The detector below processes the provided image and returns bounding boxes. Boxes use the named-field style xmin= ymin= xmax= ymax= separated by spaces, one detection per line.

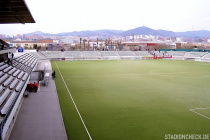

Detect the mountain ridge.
xmin=26 ymin=26 xmax=210 ymax=38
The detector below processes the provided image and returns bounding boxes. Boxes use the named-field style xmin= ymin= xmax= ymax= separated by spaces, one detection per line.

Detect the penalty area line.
xmin=189 ymin=108 xmax=210 ymax=120
xmin=55 ymin=62 xmax=92 ymax=140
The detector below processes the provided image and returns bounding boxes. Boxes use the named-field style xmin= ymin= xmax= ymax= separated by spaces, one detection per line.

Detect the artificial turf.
xmin=51 ymin=60 xmax=210 ymax=140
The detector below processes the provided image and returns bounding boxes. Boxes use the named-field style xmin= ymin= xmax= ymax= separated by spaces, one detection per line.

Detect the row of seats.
xmin=167 ymin=51 xmax=185 ymax=56
xmin=30 ymin=52 xmax=47 ymax=60
xmin=41 ymin=51 xmax=62 ymax=58
xmin=0 ymin=91 xmax=17 ymax=115
xmin=0 ymin=62 xmax=5 ymax=67
xmin=41 ymin=51 xmax=154 ymax=58
xmin=0 ymin=64 xmax=8 ymax=71
xmin=83 ymin=51 xmax=100 ymax=57
xmin=15 ymin=53 xmax=37 ymax=67
xmin=101 ymin=51 xmax=118 ymax=56
xmin=40 ymin=51 xmax=210 ymax=59
xmin=118 ymin=51 xmax=135 ymax=56
xmin=13 ymin=54 xmax=37 ymax=73
xmin=64 ymin=51 xmax=80 ymax=58
xmin=0 ymin=53 xmax=37 ymax=117
xmin=134 ymin=51 xmax=152 ymax=56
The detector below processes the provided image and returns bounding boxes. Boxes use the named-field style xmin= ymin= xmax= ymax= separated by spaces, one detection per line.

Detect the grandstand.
xmin=0 ymin=1 xmax=40 ymax=139
xmin=0 ymin=53 xmax=37 ymax=139
xmin=38 ymin=51 xmax=163 ymax=60
xmin=34 ymin=50 xmax=210 ymax=61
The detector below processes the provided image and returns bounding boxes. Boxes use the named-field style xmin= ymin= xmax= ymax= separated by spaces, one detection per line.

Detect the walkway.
xmin=8 ymin=59 xmax=68 ymax=140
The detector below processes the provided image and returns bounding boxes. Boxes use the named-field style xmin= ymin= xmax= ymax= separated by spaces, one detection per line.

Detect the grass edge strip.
xmin=55 ymin=61 xmax=93 ymax=140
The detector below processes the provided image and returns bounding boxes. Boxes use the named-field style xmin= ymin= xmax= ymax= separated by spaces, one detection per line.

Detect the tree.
xmin=33 ymin=44 xmax=38 ymax=49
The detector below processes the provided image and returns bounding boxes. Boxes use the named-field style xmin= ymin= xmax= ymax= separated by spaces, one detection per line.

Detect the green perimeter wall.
xmin=159 ymin=49 xmax=210 ymax=52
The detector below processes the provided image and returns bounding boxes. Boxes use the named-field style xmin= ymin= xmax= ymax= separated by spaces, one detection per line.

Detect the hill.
xmin=26 ymin=27 xmax=210 ymax=38
xmin=52 ymin=29 xmax=123 ymax=37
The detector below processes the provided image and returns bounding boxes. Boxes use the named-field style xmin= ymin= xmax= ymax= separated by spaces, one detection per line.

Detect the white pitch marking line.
xmin=55 ymin=62 xmax=92 ymax=140
xmin=189 ymin=107 xmax=210 ymax=120
xmin=191 ymin=107 xmax=210 ymax=110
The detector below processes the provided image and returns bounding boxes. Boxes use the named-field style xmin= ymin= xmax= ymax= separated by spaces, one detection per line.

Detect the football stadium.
xmin=1 ymin=1 xmax=210 ymax=140
xmin=1 ymin=50 xmax=210 ymax=140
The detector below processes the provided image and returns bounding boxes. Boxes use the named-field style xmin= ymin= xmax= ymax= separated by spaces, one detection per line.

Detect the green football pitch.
xmin=51 ymin=60 xmax=210 ymax=140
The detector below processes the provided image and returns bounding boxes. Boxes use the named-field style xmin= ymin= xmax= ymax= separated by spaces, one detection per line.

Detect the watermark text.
xmin=165 ymin=134 xmax=209 ymax=139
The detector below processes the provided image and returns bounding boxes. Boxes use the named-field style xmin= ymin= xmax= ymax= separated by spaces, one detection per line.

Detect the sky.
xmin=1 ymin=0 xmax=210 ymax=36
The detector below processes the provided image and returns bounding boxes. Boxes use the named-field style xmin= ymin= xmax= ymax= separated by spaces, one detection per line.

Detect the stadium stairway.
xmin=200 ymin=53 xmax=209 ymax=59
